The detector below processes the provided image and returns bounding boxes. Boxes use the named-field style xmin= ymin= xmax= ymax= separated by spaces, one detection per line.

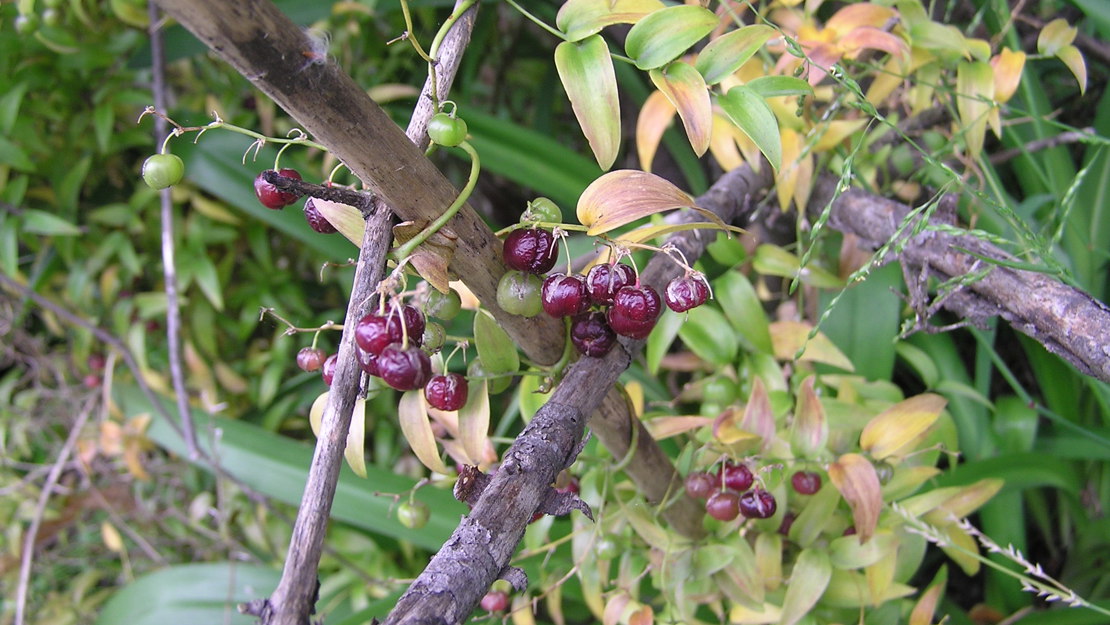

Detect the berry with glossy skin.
xmin=503 ymin=228 xmax=557 ymax=275
xmin=607 ymin=285 xmax=662 ymax=339
xmin=738 ymin=488 xmax=777 ymax=519
xmin=378 ymin=343 xmax=433 ymax=391
xmin=303 ymin=198 xmax=337 ymax=233
xmin=141 ymin=153 xmax=185 ymax=190
xmin=541 ymin=273 xmax=589 ymax=318
xmin=254 ymin=168 xmax=301 ymax=209
xmin=427 ymin=112 xmax=468 ymax=147
xmin=355 ymin=305 xmax=425 ymax=355
xmin=665 ymin=275 xmax=710 ymax=312
xmin=570 ymin=312 xmax=617 ymax=357
xmin=585 ymin=262 xmax=636 ymax=306
xmin=521 ymin=197 xmax=562 ymax=224
xmin=321 ymin=353 xmax=338 ymax=386
xmin=706 ymin=491 xmax=740 ymax=521
xmin=684 ymin=471 xmax=716 ymax=500
xmin=791 ymin=470 xmax=822 ymax=495
xmin=778 ymin=512 xmax=796 ymax=536
xmin=480 ymin=591 xmax=510 ymax=612
xmin=718 ymin=462 xmax=754 ymax=492
xmin=356 ymin=346 xmax=380 ymax=377
xmin=497 ymin=270 xmax=543 ymax=317
xmin=297 ymin=347 xmax=328 ymax=372
xmin=425 ymin=373 xmax=469 ymax=411
xmin=397 ymin=500 xmax=430 ymax=529
xmin=425 ymin=288 xmax=461 ymax=321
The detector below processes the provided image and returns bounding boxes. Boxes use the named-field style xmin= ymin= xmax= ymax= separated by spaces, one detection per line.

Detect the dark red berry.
xmin=684 ymin=471 xmax=715 ymax=499
xmin=778 ymin=512 xmax=796 ymax=535
xmin=87 ymin=353 xmax=106 ymax=372
xmin=665 ymin=275 xmax=709 ymax=312
xmin=321 ymin=353 xmax=338 ymax=386
xmin=254 ymin=168 xmax=301 ymax=209
xmin=425 ymin=373 xmax=469 ymax=411
xmin=297 ymin=347 xmax=328 ymax=372
xmin=843 ymin=526 xmax=857 ymax=536
xmin=570 ymin=312 xmax=617 ymax=357
xmin=585 ymin=262 xmax=636 ymax=305
xmin=607 ymin=285 xmax=662 ymax=339
xmin=356 ymin=346 xmax=380 ymax=377
xmin=541 ymin=273 xmax=589 ymax=318
xmin=706 ymin=491 xmax=740 ymax=521
xmin=377 ymin=343 xmax=433 ymax=391
xmin=718 ymin=462 xmax=754 ymax=492
xmin=791 ymin=470 xmax=822 ymax=495
xmin=355 ymin=305 xmax=425 ymax=355
xmin=738 ymin=488 xmax=777 ymax=519
xmin=503 ymin=228 xmax=557 ymax=274
xmin=303 ymin=198 xmax=337 ymax=233
xmin=480 ymin=590 xmax=510 ymax=612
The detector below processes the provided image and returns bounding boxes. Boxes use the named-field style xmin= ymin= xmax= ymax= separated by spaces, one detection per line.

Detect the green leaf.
xmin=649 ymin=62 xmax=712 ymax=156
xmin=556 ymin=0 xmax=665 ymax=42
xmin=0 ymin=82 xmax=29 ymax=136
xmin=956 ymin=60 xmax=994 ymax=161
xmin=191 ymin=254 xmax=225 ymax=312
xmin=625 ymin=5 xmax=717 ymax=71
xmin=555 ymin=35 xmax=621 ymax=170
xmin=780 ymin=549 xmax=831 ymax=625
xmin=694 ymin=24 xmax=776 ymax=85
xmin=746 ymin=75 xmax=814 ymax=98
xmin=712 ymin=270 xmax=772 ymax=354
xmin=717 ymin=85 xmax=782 ymax=170
xmin=21 ymin=209 xmax=81 ymax=236
xmin=93 ymin=103 xmax=114 ymax=154
xmin=96 ymin=562 xmax=279 ymax=625
xmin=0 ymin=137 xmax=35 ymax=172
xmin=474 ymin=309 xmax=520 ymax=374
xmin=677 ymin=305 xmax=738 ymax=366
xmin=646 ymin=308 xmax=685 ymax=374
xmin=753 ymin=244 xmax=842 ymax=288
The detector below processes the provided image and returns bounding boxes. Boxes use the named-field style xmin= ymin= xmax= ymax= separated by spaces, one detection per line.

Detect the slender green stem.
xmin=394 ymin=141 xmax=481 ymax=260
xmin=503 ymin=0 xmax=566 ymax=40
xmin=398 ymin=0 xmax=433 ymax=63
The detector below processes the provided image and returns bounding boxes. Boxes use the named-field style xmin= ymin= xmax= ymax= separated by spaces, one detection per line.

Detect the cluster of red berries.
xmin=501 ymin=228 xmax=712 ymax=358
xmin=254 ymin=168 xmax=338 ymax=234
xmin=684 ymin=461 xmax=777 ymax=522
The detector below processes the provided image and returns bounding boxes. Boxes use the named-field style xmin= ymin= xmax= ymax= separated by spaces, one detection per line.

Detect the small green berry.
xmin=521 ymin=197 xmax=562 ymax=224
xmin=141 ymin=153 xmax=185 ymax=190
xmin=427 ymin=112 xmax=468 ymax=147
xmin=397 ymin=500 xmax=430 ymax=529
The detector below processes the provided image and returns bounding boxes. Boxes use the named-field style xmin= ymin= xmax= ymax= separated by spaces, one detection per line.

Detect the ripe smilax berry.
xmin=377 ymin=343 xmax=433 ymax=391
xmin=425 ymin=373 xmax=469 ymax=411
xmin=738 ymin=488 xmax=777 ymax=519
xmin=296 ymin=347 xmax=328 ymax=372
xmin=570 ymin=312 xmax=617 ymax=357
xmin=303 ymin=198 xmax=337 ymax=233
xmin=665 ymin=274 xmax=710 ymax=312
xmin=706 ymin=491 xmax=741 ymax=521
xmin=356 ymin=346 xmax=380 ymax=377
xmin=355 ymin=305 xmax=425 ymax=355
xmin=497 ymin=270 xmax=543 ymax=317
xmin=607 ymin=285 xmax=662 ymax=340
xmin=427 ymin=112 xmax=468 ymax=147
xmin=321 ymin=353 xmax=338 ymax=386
xmin=791 ymin=470 xmax=822 ymax=495
xmin=684 ymin=471 xmax=716 ymax=500
xmin=254 ymin=168 xmax=301 ymax=209
xmin=718 ymin=462 xmax=754 ymax=492
xmin=585 ymin=262 xmax=636 ymax=306
xmin=480 ymin=591 xmax=510 ymax=613
xmin=141 ymin=153 xmax=185 ymax=190
xmin=541 ymin=273 xmax=589 ymax=318
xmin=503 ymin=228 xmax=557 ymax=275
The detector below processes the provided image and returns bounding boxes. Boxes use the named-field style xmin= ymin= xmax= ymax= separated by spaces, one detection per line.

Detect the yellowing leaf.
xmin=625 ymin=5 xmax=717 ymax=70
xmin=956 ymin=60 xmax=994 ymax=161
xmin=791 ymin=376 xmax=828 ymax=457
xmin=101 ymin=521 xmax=125 ymax=553
xmin=940 ymin=522 xmax=981 ymax=576
xmin=860 ymin=393 xmax=945 ymax=460
xmin=739 ymin=376 xmax=776 ymax=446
xmin=1037 ymin=18 xmax=1077 ymax=56
xmin=1056 ymin=45 xmax=1087 ymax=94
xmin=649 ymin=61 xmax=712 ymax=156
xmin=775 ymin=128 xmax=813 ymax=212
xmin=708 ymin=112 xmax=747 ymax=171
xmin=825 ymin=3 xmax=897 ymax=34
xmin=839 ymin=27 xmax=908 ymax=60
xmin=393 ymin=220 xmax=458 ymax=293
xmin=694 ymin=24 xmax=777 ymax=85
xmin=398 ymin=390 xmax=449 ymax=474
xmin=828 ymin=453 xmax=882 ymax=542
xmin=769 ymin=320 xmax=854 ymax=370
xmin=556 ymin=0 xmax=665 ymax=42
xmin=780 ymin=549 xmax=831 ymax=625
xmin=813 ymin=119 xmax=868 ymax=152
xmin=755 ymin=533 xmax=783 ymax=591
xmin=644 ymin=415 xmax=712 ymax=439
xmin=717 ymin=85 xmax=782 ymax=170
xmin=345 ymin=398 xmax=367 ymax=478
xmin=576 ymin=169 xmax=697 ymax=235
xmin=729 ymin=602 xmax=782 ymax=624
xmin=458 ymin=379 xmax=489 ymax=465
xmin=829 ymin=530 xmax=899 ymax=569
xmin=909 ymin=566 xmax=947 ymax=625
xmin=990 ymin=48 xmax=1025 ymax=103
xmin=310 ymin=198 xmax=365 ymax=247
xmin=923 ymin=478 xmax=1004 ymax=523
xmin=636 ymin=90 xmax=676 ymax=171
xmin=556 ymin=35 xmax=621 ymax=170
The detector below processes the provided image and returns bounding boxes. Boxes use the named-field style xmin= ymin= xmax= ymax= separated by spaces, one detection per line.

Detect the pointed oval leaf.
xmin=694 ymin=24 xmax=776 ymax=85
xmin=1056 ymin=45 xmax=1087 ymax=94
xmin=717 ymin=85 xmax=782 ymax=170
xmin=1037 ymin=18 xmax=1077 ymax=56
xmin=309 ymin=391 xmax=328 ymax=436
xmin=636 ymin=90 xmax=676 ymax=171
xmin=828 ymin=453 xmax=882 ymax=542
xmin=940 ymin=522 xmax=981 ymax=576
xmin=769 ymin=320 xmax=854 ymax=370
xmin=708 ymin=113 xmax=747 ymax=171
xmin=909 ymin=566 xmax=947 ymax=625
xmin=345 ymin=398 xmax=367 ymax=478
xmin=746 ymin=75 xmax=814 ymax=98
xmin=882 ymin=466 xmax=941 ymax=500
xmin=780 ymin=549 xmax=832 ymax=625
xmin=576 ymin=169 xmax=696 ymax=235
xmin=677 ymin=305 xmax=738 ymax=366
xmin=474 ymin=309 xmax=520 ymax=374
xmin=789 ymin=481 xmax=841 ymax=547
xmin=556 ymin=0 xmax=666 ymax=42
xmin=713 ymin=406 xmax=759 ymax=446
xmin=956 ymin=60 xmax=993 ymax=161
xmin=713 ymin=270 xmax=772 ymax=354
xmin=990 ymin=48 xmax=1025 ymax=103
xmin=838 ymin=27 xmax=908 ymax=59
xmin=556 ymin=35 xmax=621 ymax=170
xmin=644 ymin=415 xmax=712 ymax=439
xmin=625 ymin=5 xmax=717 ymax=70
xmin=829 ymin=530 xmax=898 ymax=569
xmin=458 ymin=379 xmax=489 ymax=464
xmin=826 ymin=3 xmax=898 ymax=33
xmin=649 ymin=62 xmax=712 ymax=156
xmin=310 ymin=199 xmax=365 ymax=247
xmin=791 ymin=376 xmax=828 ymax=457
xmin=860 ymin=393 xmax=945 ymax=460
xmin=739 ymin=377 xmax=776 ymax=446
xmin=754 ymin=532 xmax=783 ymax=591
xmin=398 ymin=390 xmax=449 ymax=474
xmin=923 ymin=478 xmax=1004 ymax=523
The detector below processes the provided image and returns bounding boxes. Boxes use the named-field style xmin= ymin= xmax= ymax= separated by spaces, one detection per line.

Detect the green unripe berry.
xmin=521 ymin=197 xmax=562 ymax=224
xmin=397 ymin=500 xmax=430 ymax=529
xmin=141 ymin=153 xmax=185 ymax=190
xmin=496 ymin=270 xmax=543 ymax=317
xmin=425 ymin=287 xmax=462 ymax=321
xmin=427 ymin=112 xmax=468 ymax=147
xmin=421 ymin=322 xmax=446 ymax=353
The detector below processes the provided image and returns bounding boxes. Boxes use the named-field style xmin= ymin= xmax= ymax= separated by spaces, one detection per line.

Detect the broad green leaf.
xmin=789 ymin=481 xmax=841 ymax=547
xmin=1037 ymin=18 xmax=1077 ymax=56
xmin=712 ymin=271 xmax=772 ymax=354
xmin=345 ymin=398 xmax=367 ymax=478
xmin=780 ymin=549 xmax=831 ymax=625
xmin=753 ymin=243 xmax=843 ymax=288
xmin=955 ymin=60 xmax=993 ymax=160
xmin=939 ymin=522 xmax=981 ymax=576
xmin=649 ymin=62 xmax=711 ymax=156
xmin=555 ymin=35 xmax=621 ymax=170
xmin=556 ymin=0 xmax=665 ymax=42
xmin=828 ymin=453 xmax=882 ymax=542
xmin=717 ymin=85 xmax=782 ymax=170
xmin=576 ymin=170 xmax=696 ymax=236
xmin=646 ymin=309 xmax=685 ymax=374
xmin=0 ymin=137 xmax=35 ymax=172
xmin=458 ymin=378 xmax=489 ymax=464
xmin=882 ymin=466 xmax=941 ymax=500
xmin=754 ymin=532 xmax=783 ymax=591
xmin=860 ymin=393 xmax=946 ymax=460
xmin=746 ymin=76 xmax=814 ymax=98
xmin=829 ymin=530 xmax=899 ymax=569
xmin=311 ymin=198 xmax=365 ymax=247
xmin=636 ymin=90 xmax=676 ymax=172
xmin=96 ymin=562 xmax=279 ymax=625
xmin=21 ymin=209 xmax=81 ymax=236
xmin=677 ymin=305 xmax=738 ymax=366
xmin=474 ymin=309 xmax=520 ymax=374
xmin=625 ymin=5 xmax=717 ymax=70
xmin=895 ymin=342 xmax=940 ymax=387
xmin=823 ymin=570 xmax=915 ymax=607
xmin=398 ymin=390 xmax=449 ymax=474
xmin=517 ymin=370 xmax=550 ymax=423
xmin=694 ymin=25 xmax=776 ymax=85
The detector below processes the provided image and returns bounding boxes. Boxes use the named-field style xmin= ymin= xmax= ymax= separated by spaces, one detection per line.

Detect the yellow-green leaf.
xmin=625 ymin=5 xmax=717 ymax=70
xmin=310 ymin=199 xmax=365 ymax=247
xmin=990 ymin=48 xmax=1025 ymax=103
xmin=556 ymin=35 xmax=621 ymax=170
xmin=309 ymin=391 xmax=328 ymax=436
xmin=649 ymin=61 xmax=711 ymax=156
xmin=556 ymin=0 xmax=665 ymax=42
xmin=789 ymin=481 xmax=841 ymax=547
xmin=829 ymin=530 xmax=898 ymax=569
xmin=636 ymin=90 xmax=676 ymax=171
xmin=345 ymin=398 xmax=367 ymax=478
xmin=790 ymin=376 xmax=828 ymax=458
xmin=909 ymin=566 xmax=947 ymax=625
xmin=458 ymin=379 xmax=489 ymax=464
xmin=768 ymin=320 xmax=854 ymax=371
xmin=755 ymin=532 xmax=783 ymax=591
xmin=940 ymin=522 xmax=981 ymax=575
xmin=923 ymin=478 xmax=1004 ymax=523
xmin=398 ymin=390 xmax=449 ymax=474
xmin=717 ymin=85 xmax=782 ymax=170
xmin=728 ymin=602 xmax=781 ymax=625
xmin=956 ymin=60 xmax=993 ymax=161
xmin=1037 ymin=18 xmax=1077 ymax=56
xmin=860 ymin=393 xmax=945 ymax=460
xmin=694 ymin=24 xmax=776 ymax=85
xmin=828 ymin=453 xmax=882 ymax=542
xmin=780 ymin=549 xmax=831 ymax=625
xmin=1056 ymin=44 xmax=1087 ymax=94
xmin=576 ymin=169 xmax=697 ymax=236
xmin=474 ymin=309 xmax=520 ymax=374
xmin=746 ymin=75 xmax=814 ymax=99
